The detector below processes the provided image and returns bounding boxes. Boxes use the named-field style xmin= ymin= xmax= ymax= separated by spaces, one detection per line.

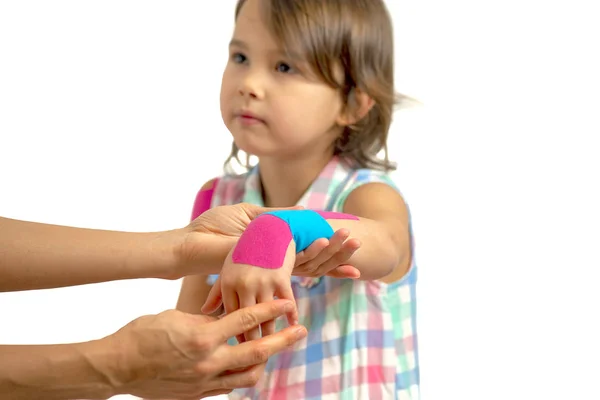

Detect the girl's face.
xmin=220 ymin=0 xmax=345 ymax=161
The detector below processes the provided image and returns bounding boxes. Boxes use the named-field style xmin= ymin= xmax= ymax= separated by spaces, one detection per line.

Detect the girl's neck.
xmin=258 ymin=150 xmax=335 ymax=208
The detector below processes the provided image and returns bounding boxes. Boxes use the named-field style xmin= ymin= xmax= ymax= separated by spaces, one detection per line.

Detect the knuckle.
xmin=309 ymin=245 xmax=320 ymax=256
xmin=304 ymin=261 xmax=317 ymax=273
xmin=191 ymin=335 xmax=214 ymax=354
xmin=158 ymin=308 xmax=178 ymax=319
xmin=328 ymin=243 xmax=340 ymax=255
xmin=252 ymin=345 xmax=270 ymax=364
xmin=235 ymin=272 xmax=252 ymax=286
xmin=333 ymin=252 xmax=347 ymax=263
xmin=194 ymin=361 xmax=212 ymax=376
xmin=242 ymin=369 xmax=261 ymax=387
xmin=239 ymin=309 xmax=260 ymax=331
xmin=249 ymin=370 xmax=260 ymax=385
xmin=216 ymin=376 xmax=229 ymax=390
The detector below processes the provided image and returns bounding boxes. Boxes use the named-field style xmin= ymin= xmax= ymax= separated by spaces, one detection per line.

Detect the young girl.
xmin=177 ymin=0 xmax=420 ymax=398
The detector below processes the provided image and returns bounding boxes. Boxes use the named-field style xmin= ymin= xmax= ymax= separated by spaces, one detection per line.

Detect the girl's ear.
xmin=336 ymin=89 xmax=375 ymax=126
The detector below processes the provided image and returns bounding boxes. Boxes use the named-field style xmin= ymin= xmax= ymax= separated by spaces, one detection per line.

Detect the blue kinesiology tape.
xmin=263 ymin=209 xmax=334 ymax=252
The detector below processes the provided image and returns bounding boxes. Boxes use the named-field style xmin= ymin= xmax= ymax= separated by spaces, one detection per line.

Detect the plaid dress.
xmin=202 ymin=156 xmax=420 ymax=400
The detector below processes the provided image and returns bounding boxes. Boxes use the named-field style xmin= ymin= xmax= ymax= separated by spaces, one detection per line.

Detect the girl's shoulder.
xmin=330 ymin=165 xmax=402 ymax=212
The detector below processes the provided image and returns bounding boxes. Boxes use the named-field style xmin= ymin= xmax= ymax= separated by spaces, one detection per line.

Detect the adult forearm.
xmin=0 ymin=340 xmax=117 ymax=400
xmin=0 ymin=217 xmax=177 ymax=292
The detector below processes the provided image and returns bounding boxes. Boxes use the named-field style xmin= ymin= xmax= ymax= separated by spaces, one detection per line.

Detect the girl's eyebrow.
xmin=229 ymin=39 xmax=248 ymax=49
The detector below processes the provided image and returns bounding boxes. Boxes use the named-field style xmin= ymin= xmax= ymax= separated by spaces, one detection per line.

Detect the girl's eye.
xmin=232 ymin=52 xmax=247 ymax=64
xmin=276 ymin=62 xmax=294 ymax=73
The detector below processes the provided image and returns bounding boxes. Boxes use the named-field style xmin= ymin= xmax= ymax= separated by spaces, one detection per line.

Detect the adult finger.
xmin=244 ymin=203 xmax=304 ymax=219
xmin=198 ymin=389 xmax=232 ymax=398
xmin=215 ymin=363 xmax=267 ymax=391
xmin=212 ymin=300 xmax=294 ymax=342
xmin=220 ymin=324 xmax=307 ymax=372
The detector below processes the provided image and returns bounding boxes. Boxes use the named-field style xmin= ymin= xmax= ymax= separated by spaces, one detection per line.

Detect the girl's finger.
xmin=318 ymin=238 xmax=361 ymax=276
xmin=325 ymin=264 xmax=361 ymax=279
xmin=223 ymin=288 xmax=244 ymax=344
xmin=257 ymin=291 xmax=276 ymax=337
xmin=331 ymin=237 xmax=361 ymax=265
xmin=201 ymin=276 xmax=223 ymax=314
xmin=275 ymin=283 xmax=298 ymax=326
xmin=308 ymin=229 xmax=349 ymax=272
xmin=295 ymin=238 xmax=328 ymax=267
xmin=239 ymin=294 xmax=260 ymax=343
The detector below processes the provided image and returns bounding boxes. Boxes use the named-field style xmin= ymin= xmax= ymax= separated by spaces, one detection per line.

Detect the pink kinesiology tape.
xmin=232 ymin=214 xmax=293 ymax=269
xmin=232 ymin=210 xmax=358 ymax=269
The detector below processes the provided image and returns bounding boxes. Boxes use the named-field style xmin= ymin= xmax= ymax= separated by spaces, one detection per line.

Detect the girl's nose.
xmin=238 ymin=71 xmax=265 ymax=99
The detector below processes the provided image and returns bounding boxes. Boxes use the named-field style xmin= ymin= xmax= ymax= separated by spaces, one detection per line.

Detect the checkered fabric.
xmin=204 ymin=156 xmax=420 ymax=399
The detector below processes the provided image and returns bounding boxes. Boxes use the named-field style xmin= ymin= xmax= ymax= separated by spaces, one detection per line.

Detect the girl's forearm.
xmin=238 ymin=210 xmax=402 ymax=281
xmin=0 ymin=217 xmax=176 ymax=292
xmin=327 ymin=217 xmax=402 ymax=280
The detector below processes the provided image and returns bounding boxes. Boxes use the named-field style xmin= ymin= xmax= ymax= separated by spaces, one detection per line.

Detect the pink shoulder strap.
xmin=190 ymin=178 xmax=220 ymax=221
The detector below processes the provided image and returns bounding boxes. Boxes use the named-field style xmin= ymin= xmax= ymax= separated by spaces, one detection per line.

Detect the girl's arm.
xmin=176 ymin=178 xmax=223 ymax=317
xmin=176 ymin=274 xmax=221 ymax=316
xmin=327 ymin=182 xmax=412 ymax=282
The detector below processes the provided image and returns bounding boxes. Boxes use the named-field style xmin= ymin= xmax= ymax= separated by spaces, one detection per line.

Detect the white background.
xmin=1 ymin=1 xmax=599 ymax=399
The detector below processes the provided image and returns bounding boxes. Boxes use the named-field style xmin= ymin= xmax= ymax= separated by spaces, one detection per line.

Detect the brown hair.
xmin=225 ymin=0 xmax=409 ymax=173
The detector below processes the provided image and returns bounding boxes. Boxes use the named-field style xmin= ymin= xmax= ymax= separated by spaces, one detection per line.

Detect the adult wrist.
xmin=73 ymin=339 xmax=121 ymax=399
xmin=122 ymin=229 xmax=185 ymax=281
xmin=174 ymin=228 xmax=238 ymax=277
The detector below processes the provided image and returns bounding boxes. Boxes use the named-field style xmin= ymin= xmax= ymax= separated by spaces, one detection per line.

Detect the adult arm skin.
xmin=0 ymin=300 xmax=306 ymax=400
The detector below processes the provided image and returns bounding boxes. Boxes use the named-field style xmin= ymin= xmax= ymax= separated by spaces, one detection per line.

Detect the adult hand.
xmin=168 ymin=203 xmax=300 ymax=278
xmin=104 ymin=300 xmax=305 ymax=399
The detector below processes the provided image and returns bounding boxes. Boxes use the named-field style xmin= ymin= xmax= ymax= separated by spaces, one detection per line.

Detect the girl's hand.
xmin=294 ymin=228 xmax=362 ymax=279
xmin=201 ymin=242 xmax=298 ymax=344
xmin=173 ymin=203 xmax=359 ymax=280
